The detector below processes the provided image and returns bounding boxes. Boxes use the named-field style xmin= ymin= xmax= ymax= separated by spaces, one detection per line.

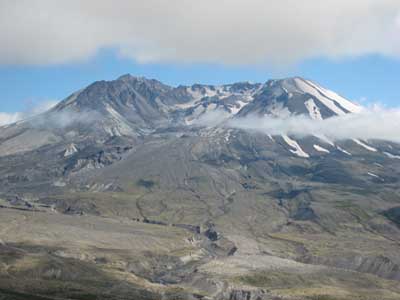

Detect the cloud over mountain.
xmin=229 ymin=106 xmax=400 ymax=143
xmin=1 ymin=0 xmax=399 ymax=66
xmin=0 ymin=101 xmax=58 ymax=126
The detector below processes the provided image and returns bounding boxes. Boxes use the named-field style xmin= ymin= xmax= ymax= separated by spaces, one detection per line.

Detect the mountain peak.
xmin=117 ymin=73 xmax=137 ymax=81
xmin=116 ymin=74 xmax=168 ymax=86
xmin=23 ymin=74 xmax=364 ymax=141
xmin=237 ymin=76 xmax=363 ymax=119
xmin=117 ymin=73 xmax=152 ymax=82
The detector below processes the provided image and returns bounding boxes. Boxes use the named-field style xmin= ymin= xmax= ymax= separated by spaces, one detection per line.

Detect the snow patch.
xmin=282 ymin=135 xmax=309 ymax=158
xmin=189 ymin=86 xmax=219 ymax=99
xmin=353 ymin=139 xmax=378 ymax=152
xmin=230 ymin=100 xmax=248 ymax=115
xmin=384 ymin=152 xmax=400 ymax=159
xmin=305 ymin=99 xmax=323 ymax=120
xmin=294 ymin=78 xmax=346 ymax=116
xmin=313 ymin=144 xmax=330 ymax=153
xmin=224 ymin=129 xmax=233 ymax=142
xmin=367 ymin=172 xmax=382 ymax=180
xmin=64 ymin=143 xmax=78 ymax=157
xmin=305 ymin=80 xmax=363 ymax=114
xmin=337 ymin=146 xmax=352 ymax=156
xmin=53 ymin=180 xmax=67 ymax=187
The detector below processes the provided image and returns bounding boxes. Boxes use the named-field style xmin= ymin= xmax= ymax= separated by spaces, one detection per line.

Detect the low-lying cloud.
xmin=29 ymin=109 xmax=101 ymax=130
xmin=0 ymin=112 xmax=23 ymax=126
xmin=0 ymin=101 xmax=58 ymax=126
xmin=0 ymin=0 xmax=399 ymax=66
xmin=228 ymin=106 xmax=400 ymax=143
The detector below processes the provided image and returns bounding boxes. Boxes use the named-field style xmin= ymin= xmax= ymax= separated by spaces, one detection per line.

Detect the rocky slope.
xmin=0 ymin=75 xmax=400 ymax=300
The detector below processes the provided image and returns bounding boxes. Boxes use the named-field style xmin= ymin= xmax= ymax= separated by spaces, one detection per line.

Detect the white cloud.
xmin=0 ymin=112 xmax=23 ymax=126
xmin=29 ymin=109 xmax=101 ymax=129
xmin=0 ymin=101 xmax=58 ymax=126
xmin=229 ymin=106 xmax=400 ymax=143
xmin=0 ymin=0 xmax=399 ymax=66
xmin=192 ymin=109 xmax=232 ymax=127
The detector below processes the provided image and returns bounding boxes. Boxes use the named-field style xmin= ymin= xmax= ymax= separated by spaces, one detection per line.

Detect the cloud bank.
xmin=0 ymin=0 xmax=399 ymax=66
xmin=0 ymin=101 xmax=58 ymax=126
xmin=0 ymin=112 xmax=22 ymax=126
xmin=229 ymin=106 xmax=400 ymax=143
xmin=29 ymin=109 xmax=102 ymax=129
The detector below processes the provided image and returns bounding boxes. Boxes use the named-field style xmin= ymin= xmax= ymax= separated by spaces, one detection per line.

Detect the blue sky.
xmin=1 ymin=51 xmax=398 ymax=113
xmin=0 ymin=0 xmax=399 ymax=117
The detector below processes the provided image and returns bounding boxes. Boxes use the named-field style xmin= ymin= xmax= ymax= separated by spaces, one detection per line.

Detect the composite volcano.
xmin=0 ymin=75 xmax=400 ymax=300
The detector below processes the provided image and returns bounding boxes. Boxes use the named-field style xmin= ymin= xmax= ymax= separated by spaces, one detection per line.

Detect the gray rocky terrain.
xmin=0 ymin=75 xmax=400 ymax=299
